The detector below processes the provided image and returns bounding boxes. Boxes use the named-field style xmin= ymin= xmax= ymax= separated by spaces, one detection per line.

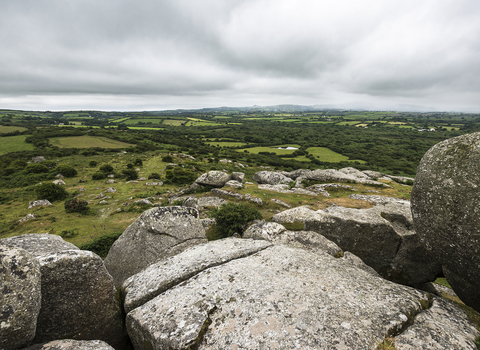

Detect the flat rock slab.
xmin=126 ymin=245 xmax=434 ymax=350
xmin=271 ymin=205 xmax=318 ymax=223
xmin=21 ymin=339 xmax=115 ymax=350
xmin=0 ymin=245 xmax=41 ymax=350
xmin=349 ymin=194 xmax=410 ymax=205
xmin=396 ymin=297 xmax=479 ymax=349
xmin=1 ymin=233 xmax=79 ymax=257
xmin=122 ymin=238 xmax=272 ymax=313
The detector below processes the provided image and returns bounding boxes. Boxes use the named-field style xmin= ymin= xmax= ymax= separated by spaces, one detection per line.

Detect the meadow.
xmin=49 ymin=135 xmax=134 ymax=148
xmin=0 ymin=135 xmax=35 ymax=155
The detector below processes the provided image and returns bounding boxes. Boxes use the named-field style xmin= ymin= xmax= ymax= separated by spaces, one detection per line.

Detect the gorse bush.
xmin=165 ymin=167 xmax=196 ymax=185
xmin=148 ymin=172 xmax=160 ymax=180
xmin=99 ymin=164 xmax=114 ymax=174
xmin=162 ymin=155 xmax=173 ymax=163
xmin=64 ymin=198 xmax=89 ymax=214
xmin=26 ymin=163 xmax=49 ymax=174
xmin=35 ymin=183 xmax=68 ymax=202
xmin=210 ymin=202 xmax=262 ymax=238
xmin=55 ymin=164 xmax=77 ymax=177
xmin=122 ymin=169 xmax=138 ymax=181
xmin=79 ymin=231 xmax=123 ymax=259
xmin=92 ymin=171 xmax=106 ymax=180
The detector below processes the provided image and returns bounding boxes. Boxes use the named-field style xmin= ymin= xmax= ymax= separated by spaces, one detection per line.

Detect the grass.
xmin=163 ymin=119 xmax=185 ymax=126
xmin=306 ymin=147 xmax=350 ymax=162
xmin=0 ymin=126 xmax=28 ymax=133
xmin=206 ymin=141 xmax=248 ymax=147
xmin=49 ymin=135 xmax=133 ymax=148
xmin=0 ymin=135 xmax=35 ymax=155
xmin=238 ymin=145 xmax=301 ymax=155
xmin=121 ymin=118 xmax=163 ymax=125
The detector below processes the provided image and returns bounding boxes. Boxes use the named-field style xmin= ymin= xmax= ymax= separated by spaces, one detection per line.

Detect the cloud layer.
xmin=1 ymin=0 xmax=479 ymax=111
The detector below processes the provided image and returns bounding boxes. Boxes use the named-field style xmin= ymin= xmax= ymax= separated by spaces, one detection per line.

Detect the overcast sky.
xmin=1 ymin=0 xmax=479 ymax=112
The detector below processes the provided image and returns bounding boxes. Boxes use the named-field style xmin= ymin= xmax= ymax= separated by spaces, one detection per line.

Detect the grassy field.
xmin=49 ymin=135 xmax=133 ymax=148
xmin=121 ymin=118 xmax=163 ymax=125
xmin=0 ymin=126 xmax=28 ymax=133
xmin=163 ymin=119 xmax=185 ymax=126
xmin=306 ymin=147 xmax=368 ymax=163
xmin=239 ymin=145 xmax=300 ymax=155
xmin=0 ymin=135 xmax=35 ymax=155
xmin=206 ymin=141 xmax=248 ymax=147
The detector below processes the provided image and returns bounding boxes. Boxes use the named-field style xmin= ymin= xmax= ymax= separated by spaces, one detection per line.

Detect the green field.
xmin=206 ymin=141 xmax=248 ymax=147
xmin=49 ymin=135 xmax=133 ymax=148
xmin=238 ymin=145 xmax=301 ymax=155
xmin=163 ymin=119 xmax=185 ymax=126
xmin=122 ymin=118 xmax=163 ymax=125
xmin=0 ymin=126 xmax=27 ymax=133
xmin=0 ymin=135 xmax=35 ymax=155
xmin=306 ymin=147 xmax=366 ymax=163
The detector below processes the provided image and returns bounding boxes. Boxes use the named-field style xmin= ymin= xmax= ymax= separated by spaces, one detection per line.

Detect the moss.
xmin=282 ymin=222 xmax=305 ymax=231
xmin=376 ymin=337 xmax=396 ymax=350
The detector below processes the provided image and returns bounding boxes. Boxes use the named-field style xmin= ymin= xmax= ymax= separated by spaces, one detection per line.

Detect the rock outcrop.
xmin=28 ymin=200 xmax=53 ymax=209
xmin=411 ymin=131 xmax=480 ymax=312
xmin=195 ymin=171 xmax=231 ymax=187
xmin=104 ymin=206 xmax=207 ymax=287
xmin=2 ymin=234 xmax=126 ymax=350
xmin=0 ymin=245 xmax=41 ymax=350
xmin=304 ymin=202 xmax=441 ymax=286
xmin=252 ymin=171 xmax=293 ymax=185
xmin=271 ymin=205 xmax=317 ymax=224
xmin=21 ymin=339 xmax=115 ymax=350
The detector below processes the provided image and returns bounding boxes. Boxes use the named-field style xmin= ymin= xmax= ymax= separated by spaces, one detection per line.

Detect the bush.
xmin=11 ymin=159 xmax=27 ymax=169
xmin=35 ymin=183 xmax=68 ymax=202
xmin=78 ymin=231 xmax=123 ymax=259
xmin=148 ymin=172 xmax=160 ymax=180
xmin=162 ymin=155 xmax=174 ymax=163
xmin=64 ymin=198 xmax=89 ymax=214
xmin=165 ymin=167 xmax=196 ymax=185
xmin=89 ymin=160 xmax=98 ymax=167
xmin=55 ymin=164 xmax=77 ymax=177
xmin=99 ymin=164 xmax=114 ymax=174
xmin=126 ymin=163 xmax=134 ymax=169
xmin=122 ymin=169 xmax=138 ymax=181
xmin=92 ymin=171 xmax=106 ymax=180
xmin=134 ymin=158 xmax=143 ymax=166
xmin=210 ymin=202 xmax=262 ymax=238
xmin=26 ymin=163 xmax=49 ymax=174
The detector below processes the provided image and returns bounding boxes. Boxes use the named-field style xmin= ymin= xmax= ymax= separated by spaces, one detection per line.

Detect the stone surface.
xmin=52 ymin=179 xmax=66 ymax=185
xmin=198 ymin=196 xmax=228 ymax=208
xmin=195 ymin=171 xmax=231 ymax=187
xmin=210 ymin=188 xmax=243 ymax=200
xmin=17 ymin=213 xmax=36 ymax=223
xmin=231 ymin=172 xmax=245 ymax=183
xmin=411 ymin=131 xmax=480 ymax=312
xmin=252 ymin=171 xmax=293 ymax=185
xmin=271 ymin=205 xmax=317 ymax=223
xmin=28 ymin=200 xmax=53 ymax=209
xmin=224 ymin=180 xmax=243 ymax=188
xmin=103 ymin=187 xmax=117 ymax=193
xmin=1 ymin=233 xmax=79 ymax=257
xmin=349 ymin=194 xmax=410 ymax=205
xmin=126 ymin=245 xmax=435 ymax=350
xmin=104 ymin=206 xmax=207 ymax=287
xmin=121 ymin=238 xmax=272 ymax=313
xmin=305 ymin=202 xmax=441 ymax=286
xmin=306 ymin=168 xmax=389 ymax=187
xmin=395 ymin=297 xmax=480 ymax=349
xmin=258 ymin=184 xmax=318 ymax=196
xmin=0 ymin=245 xmax=41 ymax=350
xmin=133 ymin=198 xmax=153 ymax=206
xmin=270 ymin=198 xmax=291 ymax=208
xmin=21 ymin=339 xmax=115 ymax=350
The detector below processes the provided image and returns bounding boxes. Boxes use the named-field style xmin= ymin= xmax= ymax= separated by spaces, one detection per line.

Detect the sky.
xmin=1 ymin=0 xmax=480 ymax=112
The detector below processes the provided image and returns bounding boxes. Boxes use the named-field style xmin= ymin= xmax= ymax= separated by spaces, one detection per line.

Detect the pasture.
xmin=0 ymin=135 xmax=35 ymax=155
xmin=0 ymin=126 xmax=27 ymax=133
xmin=49 ymin=135 xmax=133 ymax=148
xmin=238 ymin=145 xmax=301 ymax=155
xmin=206 ymin=141 xmax=248 ymax=147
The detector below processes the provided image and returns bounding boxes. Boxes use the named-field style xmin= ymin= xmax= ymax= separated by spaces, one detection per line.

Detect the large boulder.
xmin=104 ymin=206 xmax=207 ymax=287
xmin=306 ymin=168 xmax=388 ymax=186
xmin=0 ymin=245 xmax=41 ymax=350
xmin=411 ymin=131 xmax=480 ymax=312
xmin=21 ymin=339 xmax=115 ymax=350
xmin=195 ymin=171 xmax=231 ymax=187
xmin=252 ymin=171 xmax=293 ymax=185
xmin=305 ymin=202 xmax=441 ymax=286
xmin=271 ymin=205 xmax=318 ymax=224
xmin=124 ymin=244 xmax=479 ymax=350
xmin=2 ymin=234 xmax=127 ymax=350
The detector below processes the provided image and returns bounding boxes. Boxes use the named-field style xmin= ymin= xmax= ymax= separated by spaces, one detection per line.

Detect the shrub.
xmin=162 ymin=155 xmax=174 ymax=163
xmin=148 ymin=172 xmax=160 ymax=180
xmin=126 ymin=163 xmax=134 ymax=169
xmin=210 ymin=202 xmax=262 ymax=238
xmin=64 ymin=198 xmax=89 ymax=214
xmin=55 ymin=164 xmax=77 ymax=178
xmin=134 ymin=158 xmax=143 ymax=166
xmin=92 ymin=172 xmax=106 ymax=180
xmin=89 ymin=160 xmax=98 ymax=167
xmin=99 ymin=164 xmax=114 ymax=174
xmin=35 ymin=183 xmax=68 ymax=202
xmin=11 ymin=159 xmax=27 ymax=169
xmin=122 ymin=169 xmax=138 ymax=181
xmin=165 ymin=167 xmax=196 ymax=185
xmin=78 ymin=231 xmax=123 ymax=259
xmin=26 ymin=163 xmax=49 ymax=174
xmin=59 ymin=229 xmax=78 ymax=238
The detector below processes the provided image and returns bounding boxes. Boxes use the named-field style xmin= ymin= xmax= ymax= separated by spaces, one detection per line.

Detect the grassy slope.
xmin=0 ymin=135 xmax=35 ymax=155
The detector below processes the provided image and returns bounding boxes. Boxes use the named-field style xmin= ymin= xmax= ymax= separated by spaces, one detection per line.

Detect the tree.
xmin=210 ymin=203 xmax=262 ymax=238
xmin=35 ymin=183 xmax=68 ymax=202
xmin=55 ymin=164 xmax=77 ymax=177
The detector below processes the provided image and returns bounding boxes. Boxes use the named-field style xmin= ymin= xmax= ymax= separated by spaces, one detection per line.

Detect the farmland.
xmin=49 ymin=135 xmax=134 ymax=148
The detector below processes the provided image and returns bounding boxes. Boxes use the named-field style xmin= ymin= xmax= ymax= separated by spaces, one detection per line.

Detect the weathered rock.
xmin=305 ymin=202 xmax=441 ymax=286
xmin=32 ymin=156 xmax=46 ymax=163
xmin=395 ymin=297 xmax=480 ymax=349
xmin=349 ymin=194 xmax=410 ymax=205
xmin=52 ymin=179 xmax=66 ymax=185
xmin=252 ymin=171 xmax=293 ymax=185
xmin=28 ymin=200 xmax=53 ymax=209
xmin=411 ymin=132 xmax=480 ymax=312
xmin=249 ymin=197 xmax=263 ymax=204
xmin=0 ymin=245 xmax=41 ymax=350
xmin=270 ymin=198 xmax=291 ymax=208
xmin=2 ymin=234 xmax=126 ymax=350
xmin=145 ymin=182 xmax=162 ymax=186
xmin=231 ymin=172 xmax=245 ymax=183
xmin=126 ymin=245 xmax=437 ymax=350
xmin=308 ymin=183 xmax=359 ymax=197
xmin=280 ymin=168 xmax=312 ymax=179
xmin=133 ymin=198 xmax=153 ymax=206
xmin=210 ymin=188 xmax=243 ymax=200
xmin=138 ymin=177 xmax=146 ymax=181
xmin=198 ymin=196 xmax=228 ymax=208
xmin=182 ymin=196 xmax=198 ymax=208
xmin=121 ymin=238 xmax=272 ymax=314
xmin=195 ymin=171 xmax=231 ymax=187
xmin=306 ymin=168 xmax=389 ymax=187
xmin=17 ymin=213 xmax=36 ymax=223
xmin=362 ymin=170 xmax=384 ymax=179
xmin=224 ymin=180 xmax=243 ymax=188
xmin=200 ymin=218 xmax=216 ymax=229
xmin=271 ymin=205 xmax=317 ymax=224
xmin=98 ymin=200 xmax=110 ymax=205
xmin=104 ymin=206 xmax=207 ymax=287
xmin=243 ymin=220 xmax=287 ymax=240
xmin=103 ymin=187 xmax=117 ymax=193
xmin=258 ymin=184 xmax=318 ymax=196
xmin=386 ymin=175 xmax=415 ymax=185
xmin=339 ymin=166 xmax=371 ymax=179
xmin=21 ymin=339 xmax=115 ymax=350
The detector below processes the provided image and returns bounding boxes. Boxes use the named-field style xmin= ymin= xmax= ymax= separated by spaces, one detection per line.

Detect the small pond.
xmin=276 ymin=147 xmax=298 ymax=150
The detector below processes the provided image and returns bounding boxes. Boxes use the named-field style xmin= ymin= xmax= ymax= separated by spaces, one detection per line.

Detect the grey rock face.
xmin=103 ymin=187 xmax=117 ymax=193
xmin=306 ymin=168 xmax=389 ymax=187
xmin=224 ymin=180 xmax=243 ymax=188
xmin=133 ymin=198 xmax=153 ymax=206
xmin=349 ymin=194 xmax=410 ymax=205
xmin=28 ymin=200 xmax=53 ymax=209
xmin=271 ymin=205 xmax=317 ymax=223
xmin=195 ymin=171 xmax=231 ymax=187
xmin=243 ymin=220 xmax=287 ymax=240
xmin=252 ymin=171 xmax=293 ymax=185
xmin=210 ymin=188 xmax=243 ymax=200
xmin=258 ymin=184 xmax=318 ymax=196
xmin=1 ymin=233 xmax=79 ymax=257
xmin=52 ymin=179 xmax=66 ymax=185
xmin=305 ymin=202 xmax=441 ymax=286
xmin=32 ymin=156 xmax=46 ymax=163
xmin=17 ymin=213 xmax=36 ymax=223
xmin=121 ymin=238 xmax=272 ymax=314
xmin=395 ymin=297 xmax=479 ymax=349
xmin=182 ymin=196 xmax=199 ymax=208
xmin=280 ymin=168 xmax=312 ymax=179
xmin=411 ymin=132 xmax=480 ymax=312
xmin=104 ymin=206 xmax=207 ymax=287
xmin=198 ymin=196 xmax=227 ymax=208
xmin=231 ymin=172 xmax=245 ymax=183
xmin=21 ymin=339 xmax=115 ymax=350
xmin=270 ymin=198 xmax=291 ymax=208
xmin=0 ymin=246 xmax=41 ymax=350
xmin=126 ymin=245 xmax=435 ymax=350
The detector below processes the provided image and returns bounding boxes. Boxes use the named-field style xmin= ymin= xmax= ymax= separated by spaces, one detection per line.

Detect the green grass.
xmin=306 ymin=147 xmax=350 ymax=162
xmin=49 ymin=135 xmax=134 ymax=148
xmin=238 ymin=145 xmax=300 ymax=155
xmin=0 ymin=126 xmax=27 ymax=133
xmin=206 ymin=141 xmax=248 ymax=147
xmin=121 ymin=118 xmax=163 ymax=125
xmin=337 ymin=121 xmax=361 ymax=125
xmin=0 ymin=135 xmax=35 ymax=155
